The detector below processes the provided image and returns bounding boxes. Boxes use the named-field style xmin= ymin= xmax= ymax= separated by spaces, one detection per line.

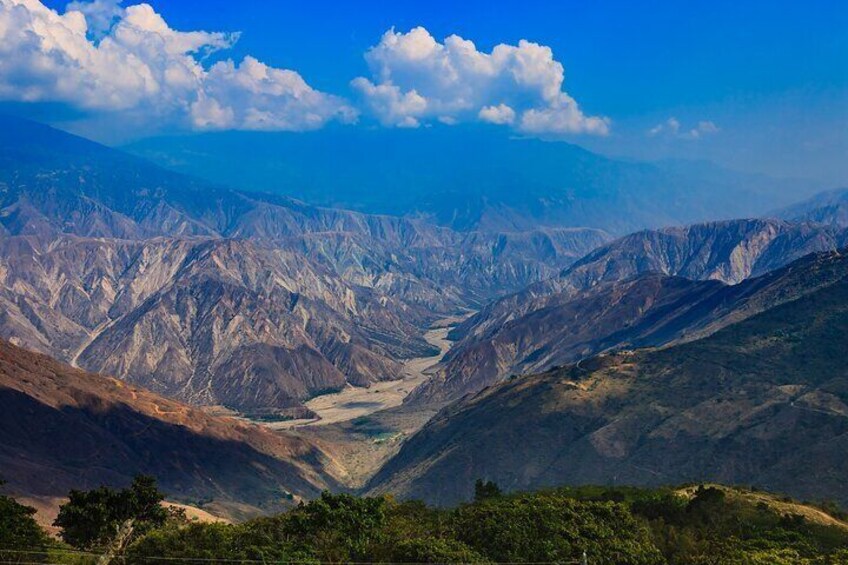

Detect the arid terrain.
xmin=269 ymin=318 xmax=466 ymax=488
xmin=275 ymin=318 xmax=460 ymax=429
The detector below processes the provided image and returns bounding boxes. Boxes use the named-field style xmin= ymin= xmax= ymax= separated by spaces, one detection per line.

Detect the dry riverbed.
xmin=270 ymin=323 xmax=454 ymax=429
xmin=266 ymin=317 xmax=468 ymax=488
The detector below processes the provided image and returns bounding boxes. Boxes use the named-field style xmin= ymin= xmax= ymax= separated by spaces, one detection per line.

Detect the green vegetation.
xmin=4 ymin=477 xmax=848 ymax=563
xmin=0 ymin=478 xmax=50 ymax=564
xmin=55 ymin=476 xmax=170 ymax=553
xmin=121 ymin=483 xmax=848 ymax=564
xmin=551 ymin=485 xmax=848 ymax=564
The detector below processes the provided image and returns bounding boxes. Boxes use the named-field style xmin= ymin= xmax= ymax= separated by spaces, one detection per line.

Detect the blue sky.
xmin=11 ymin=0 xmax=848 ymax=183
xmin=114 ymin=0 xmax=845 ymax=115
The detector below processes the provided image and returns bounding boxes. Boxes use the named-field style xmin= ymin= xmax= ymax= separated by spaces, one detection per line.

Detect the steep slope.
xmin=412 ymin=248 xmax=848 ymax=405
xmin=455 ymin=219 xmax=843 ymax=343
xmin=775 ymin=187 xmax=848 ymax=228
xmin=0 ymin=339 xmax=342 ymax=520
xmin=451 ymin=218 xmax=847 ymax=345
xmin=0 ymin=235 xmax=438 ymax=417
xmin=370 ymin=263 xmax=848 ymax=506
xmin=555 ymin=218 xmax=845 ymax=285
xmin=126 ymin=126 xmax=818 ymax=234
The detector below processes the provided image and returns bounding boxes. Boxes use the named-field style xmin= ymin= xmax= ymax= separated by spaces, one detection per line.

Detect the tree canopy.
xmin=54 ymin=475 xmax=168 ymax=551
xmin=0 ymin=478 xmax=50 ymax=564
xmin=2 ymin=477 xmax=847 ymax=564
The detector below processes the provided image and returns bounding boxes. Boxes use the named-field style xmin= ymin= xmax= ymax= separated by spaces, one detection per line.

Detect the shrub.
xmin=389 ymin=537 xmax=490 ymax=563
xmin=0 ymin=480 xmax=50 ymax=564
xmin=451 ymin=491 xmax=664 ymax=565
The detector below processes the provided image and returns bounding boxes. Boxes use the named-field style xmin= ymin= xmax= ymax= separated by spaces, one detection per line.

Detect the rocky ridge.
xmin=411 ymin=219 xmax=848 ymax=405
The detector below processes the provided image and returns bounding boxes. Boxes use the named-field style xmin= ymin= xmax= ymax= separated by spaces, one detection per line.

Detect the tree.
xmin=453 ymin=491 xmax=664 ymax=565
xmin=282 ymin=491 xmax=388 ymax=561
xmin=389 ymin=537 xmax=490 ymax=563
xmin=0 ymin=478 xmax=50 ymax=563
xmin=473 ymin=479 xmax=502 ymax=502
xmin=54 ymin=475 xmax=168 ymax=552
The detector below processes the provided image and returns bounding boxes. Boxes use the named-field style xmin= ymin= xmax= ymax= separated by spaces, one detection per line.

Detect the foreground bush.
xmin=126 ymin=489 xmax=663 ymax=563
xmin=452 ymin=492 xmax=662 ymax=564
xmin=0 ymin=480 xmax=50 ymax=564
xmin=8 ymin=477 xmax=848 ymax=564
xmin=124 ymin=485 xmax=848 ymax=564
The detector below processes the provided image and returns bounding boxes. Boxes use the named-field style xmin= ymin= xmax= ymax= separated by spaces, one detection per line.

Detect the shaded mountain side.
xmin=0 ymin=339 xmax=343 ymax=521
xmin=775 ymin=187 xmax=848 ymax=228
xmin=410 ymin=249 xmax=848 ymax=405
xmin=450 ymin=218 xmax=848 ymax=346
xmin=126 ymin=126 xmax=819 ymax=235
xmin=410 ymin=275 xmax=727 ymax=405
xmin=371 ymin=273 xmax=848 ymax=507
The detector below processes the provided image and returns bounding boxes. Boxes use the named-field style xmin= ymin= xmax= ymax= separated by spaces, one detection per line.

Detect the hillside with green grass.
xmin=370 ymin=269 xmax=848 ymax=508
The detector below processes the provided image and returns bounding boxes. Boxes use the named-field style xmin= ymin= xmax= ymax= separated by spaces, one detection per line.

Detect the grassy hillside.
xmin=370 ymin=273 xmax=848 ymax=507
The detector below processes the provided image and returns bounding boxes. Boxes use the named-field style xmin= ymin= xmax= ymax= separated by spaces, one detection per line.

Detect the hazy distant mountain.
xmin=0 ymin=116 xmax=607 ymax=415
xmin=125 ymin=126 xmax=819 ymax=235
xmin=0 ymin=115 xmax=606 ymax=304
xmin=775 ymin=187 xmax=848 ymax=228
xmin=370 ymin=252 xmax=848 ymax=506
xmin=411 ymin=220 xmax=848 ymax=405
xmin=0 ymin=338 xmax=340 ymax=520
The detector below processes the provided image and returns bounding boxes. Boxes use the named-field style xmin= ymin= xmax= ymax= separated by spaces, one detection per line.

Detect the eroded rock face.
xmin=412 ymin=222 xmax=848 ymax=406
xmin=559 ymin=219 xmax=846 ymax=286
xmin=0 ymin=236 xmax=434 ymax=416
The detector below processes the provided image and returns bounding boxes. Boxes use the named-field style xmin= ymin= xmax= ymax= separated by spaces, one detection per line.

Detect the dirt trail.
xmin=271 ymin=323 xmax=455 ymax=429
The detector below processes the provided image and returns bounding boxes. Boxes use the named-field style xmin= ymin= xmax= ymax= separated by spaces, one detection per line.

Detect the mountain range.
xmin=0 ymin=115 xmax=606 ymax=416
xmin=126 ymin=126 xmax=820 ymax=235
xmin=410 ymin=219 xmax=848 ymax=405
xmin=3 ymin=114 xmax=848 ymax=522
xmin=370 ymin=249 xmax=848 ymax=506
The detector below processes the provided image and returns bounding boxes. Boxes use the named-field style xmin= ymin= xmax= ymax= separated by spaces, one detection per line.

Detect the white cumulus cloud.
xmin=351 ymin=26 xmax=609 ymax=135
xmin=0 ymin=0 xmax=356 ymax=133
xmin=349 ymin=78 xmax=426 ymax=128
xmin=479 ymin=103 xmax=515 ymax=125
xmin=648 ymin=117 xmax=720 ymax=140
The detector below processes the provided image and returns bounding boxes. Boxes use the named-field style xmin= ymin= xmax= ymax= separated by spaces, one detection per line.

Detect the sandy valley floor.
xmin=271 ymin=322 xmax=455 ymax=429
xmin=271 ymin=317 xmax=467 ymax=487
